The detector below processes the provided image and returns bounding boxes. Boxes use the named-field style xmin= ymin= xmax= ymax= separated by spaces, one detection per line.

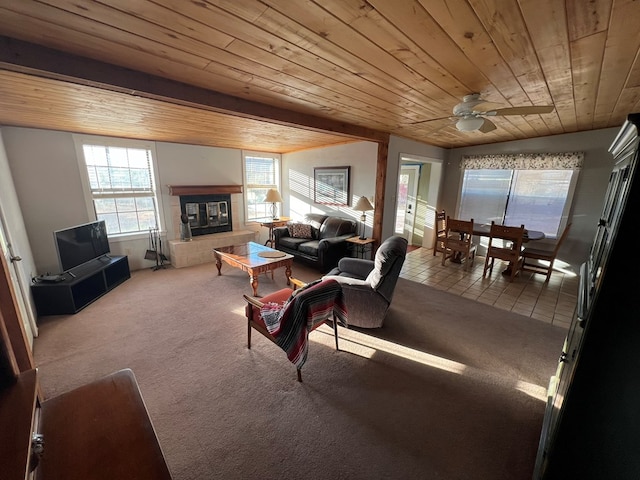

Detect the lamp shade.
xmin=353 ymin=196 xmax=374 ymax=212
xmin=264 ymin=188 xmax=283 ymax=203
xmin=456 ymin=116 xmax=485 ymax=132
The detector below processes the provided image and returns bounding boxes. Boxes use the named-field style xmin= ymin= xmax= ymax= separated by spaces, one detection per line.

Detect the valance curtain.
xmin=460 ymin=152 xmax=584 ymax=170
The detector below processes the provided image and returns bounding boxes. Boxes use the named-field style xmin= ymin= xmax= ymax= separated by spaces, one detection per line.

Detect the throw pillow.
xmin=288 ymin=223 xmax=313 ymax=239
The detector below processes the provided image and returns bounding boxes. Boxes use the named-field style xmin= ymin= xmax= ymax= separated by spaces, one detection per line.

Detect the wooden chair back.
xmin=441 ymin=217 xmax=477 ymax=270
xmin=482 ymin=221 xmax=526 ymax=281
xmin=521 ymin=223 xmax=572 ymax=282
xmin=432 ymin=210 xmax=447 ymax=256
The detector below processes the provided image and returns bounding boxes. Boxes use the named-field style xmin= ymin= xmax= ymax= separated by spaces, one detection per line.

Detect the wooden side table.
xmin=258 ymin=216 xmax=291 ymax=247
xmin=345 ymin=237 xmax=376 ymax=259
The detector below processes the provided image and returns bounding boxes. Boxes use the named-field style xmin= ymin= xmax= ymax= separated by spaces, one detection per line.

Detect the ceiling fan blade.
xmin=470 ymin=101 xmax=505 ymax=113
xmin=478 ymin=118 xmax=497 ymax=133
xmin=408 ymin=116 xmax=452 ymax=125
xmin=484 ymin=105 xmax=555 ymax=116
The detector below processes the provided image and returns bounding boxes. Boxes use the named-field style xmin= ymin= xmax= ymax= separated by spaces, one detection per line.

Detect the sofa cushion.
xmin=304 ymin=213 xmax=328 ymax=239
xmin=297 ymin=240 xmax=320 ymax=257
xmin=288 ymin=223 xmax=313 ymax=239
xmin=319 ymin=216 xmax=355 ymax=239
xmin=278 ymin=236 xmax=308 ymax=251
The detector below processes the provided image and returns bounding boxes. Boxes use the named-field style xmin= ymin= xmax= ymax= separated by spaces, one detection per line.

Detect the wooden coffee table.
xmin=212 ymin=241 xmax=293 ymax=296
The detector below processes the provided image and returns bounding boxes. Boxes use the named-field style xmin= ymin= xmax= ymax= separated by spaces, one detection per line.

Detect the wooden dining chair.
xmin=482 ymin=221 xmax=526 ymax=282
xmin=432 ymin=210 xmax=447 ymax=256
xmin=521 ymin=223 xmax=572 ymax=282
xmin=441 ymin=217 xmax=477 ymax=270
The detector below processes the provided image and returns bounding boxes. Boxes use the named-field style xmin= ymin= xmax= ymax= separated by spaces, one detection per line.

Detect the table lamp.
xmin=264 ymin=188 xmax=283 ymax=220
xmin=353 ymin=196 xmax=374 ymax=239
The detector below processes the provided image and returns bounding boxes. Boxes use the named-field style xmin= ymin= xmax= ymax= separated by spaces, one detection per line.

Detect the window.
xmin=243 ymin=151 xmax=281 ymax=221
xmin=75 ymin=136 xmax=162 ymax=236
xmin=458 ymin=153 xmax=583 ymax=238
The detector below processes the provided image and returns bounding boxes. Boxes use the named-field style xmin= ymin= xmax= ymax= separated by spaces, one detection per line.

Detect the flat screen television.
xmin=54 ymin=220 xmax=111 ymax=272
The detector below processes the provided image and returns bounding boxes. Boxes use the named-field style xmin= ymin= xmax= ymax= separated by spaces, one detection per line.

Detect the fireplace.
xmin=168 ymin=185 xmax=243 ymax=239
xmin=179 ymin=194 xmax=232 ymax=236
xmin=167 ymin=185 xmax=257 ymax=268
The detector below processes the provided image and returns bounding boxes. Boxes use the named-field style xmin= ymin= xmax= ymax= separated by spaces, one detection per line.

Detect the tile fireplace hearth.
xmin=169 ymin=230 xmax=256 ymax=268
xmin=167 ymin=184 xmax=257 ymax=268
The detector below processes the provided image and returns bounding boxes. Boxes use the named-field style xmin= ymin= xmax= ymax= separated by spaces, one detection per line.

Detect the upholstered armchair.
xmin=323 ymin=235 xmax=408 ymax=328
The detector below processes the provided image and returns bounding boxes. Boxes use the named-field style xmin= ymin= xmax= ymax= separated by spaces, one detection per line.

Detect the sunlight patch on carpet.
xmin=310 ymin=326 xmax=547 ymax=402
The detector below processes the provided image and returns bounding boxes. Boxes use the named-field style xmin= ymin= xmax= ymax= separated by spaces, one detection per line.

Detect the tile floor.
xmin=400 ymin=247 xmax=577 ymax=330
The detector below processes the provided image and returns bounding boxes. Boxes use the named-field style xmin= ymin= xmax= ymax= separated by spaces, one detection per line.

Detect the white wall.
xmin=0 ymin=130 xmax=38 ymax=339
xmin=2 ymin=127 xmax=88 ymax=275
xmin=2 ymin=127 xmax=259 ymax=273
xmin=282 ymin=141 xmax=379 ymax=237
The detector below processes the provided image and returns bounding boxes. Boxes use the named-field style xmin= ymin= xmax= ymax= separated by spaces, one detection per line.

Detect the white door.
xmin=395 ymin=165 xmax=420 ymax=241
xmin=0 ymin=213 xmax=36 ymax=344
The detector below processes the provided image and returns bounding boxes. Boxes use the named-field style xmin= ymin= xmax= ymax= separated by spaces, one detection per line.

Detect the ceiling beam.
xmin=0 ymin=36 xmax=389 ymax=143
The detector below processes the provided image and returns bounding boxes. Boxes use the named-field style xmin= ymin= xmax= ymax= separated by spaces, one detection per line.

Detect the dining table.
xmin=449 ymin=223 xmax=545 ymax=268
xmin=471 ymin=223 xmax=545 ymax=242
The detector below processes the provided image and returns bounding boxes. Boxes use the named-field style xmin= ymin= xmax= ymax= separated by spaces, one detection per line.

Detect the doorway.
xmin=0 ymin=206 xmax=37 ymax=344
xmin=395 ymin=165 xmax=419 ymax=241
xmin=394 ymin=155 xmax=442 ymax=248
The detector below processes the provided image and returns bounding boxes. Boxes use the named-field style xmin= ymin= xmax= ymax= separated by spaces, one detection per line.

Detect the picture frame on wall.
xmin=314 ymin=166 xmax=351 ymax=205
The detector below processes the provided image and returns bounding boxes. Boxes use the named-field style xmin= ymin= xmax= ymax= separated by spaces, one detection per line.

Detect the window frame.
xmin=242 ymin=150 xmax=281 ymax=223
xmin=457 ymin=153 xmax=583 ymax=239
xmin=458 ymin=168 xmax=578 ymax=239
xmin=73 ymin=134 xmax=165 ymax=242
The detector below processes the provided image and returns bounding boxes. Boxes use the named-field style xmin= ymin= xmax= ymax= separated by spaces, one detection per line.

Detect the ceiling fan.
xmin=418 ymin=93 xmax=555 ymax=133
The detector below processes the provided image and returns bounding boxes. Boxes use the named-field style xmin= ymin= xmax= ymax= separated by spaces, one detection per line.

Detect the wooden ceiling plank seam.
xmin=610 ymin=40 xmax=640 ymax=121
xmin=592 ymin=0 xmax=640 ymax=128
xmin=566 ymin=0 xmax=613 ymax=41
xmin=258 ymin=0 xmax=457 ymax=113
xmin=414 ymin=0 xmax=543 ymax=137
xmin=152 ymin=0 xmax=446 ymax=118
xmin=253 ymin=8 xmax=447 ymax=117
xmin=194 ymin=55 xmax=403 ymax=131
xmin=518 ymin=0 xmax=577 ymax=132
xmin=466 ymin=0 xmax=555 ymax=107
xmin=624 ymin=45 xmax=640 ymax=89
xmin=1 ymin=2 xmax=210 ymax=70
xmin=418 ymin=0 xmax=531 ymax=107
xmin=611 ymin=86 xmax=640 ymax=125
xmin=221 ymin=39 xmax=429 ymax=125
xmin=570 ymin=31 xmax=607 ymax=131
xmin=318 ymin=0 xmax=474 ymax=103
xmin=97 ymin=0 xmax=428 ymax=124
xmin=151 ymin=0 xmax=450 ymax=125
xmin=366 ymin=0 xmax=504 ymax=102
xmin=44 ymin=0 xmax=235 ymax=50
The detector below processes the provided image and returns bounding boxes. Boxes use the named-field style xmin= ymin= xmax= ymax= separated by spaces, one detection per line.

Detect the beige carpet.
xmin=33 ymin=259 xmax=566 ymax=480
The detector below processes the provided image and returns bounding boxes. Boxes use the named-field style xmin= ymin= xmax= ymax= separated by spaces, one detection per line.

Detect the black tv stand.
xmin=31 ymin=255 xmax=130 ymax=316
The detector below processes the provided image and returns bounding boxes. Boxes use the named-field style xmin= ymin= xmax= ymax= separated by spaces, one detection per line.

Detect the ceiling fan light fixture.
xmin=456 ymin=116 xmax=485 ymax=132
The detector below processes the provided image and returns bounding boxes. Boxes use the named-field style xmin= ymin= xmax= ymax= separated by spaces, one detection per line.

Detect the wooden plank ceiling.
xmin=0 ymin=0 xmax=638 ymax=153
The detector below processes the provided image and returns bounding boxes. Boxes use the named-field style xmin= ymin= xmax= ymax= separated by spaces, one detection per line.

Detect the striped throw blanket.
xmin=260 ymin=279 xmax=348 ymax=368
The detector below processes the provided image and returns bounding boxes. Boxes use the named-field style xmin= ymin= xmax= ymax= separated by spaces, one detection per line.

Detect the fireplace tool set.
xmin=145 ymin=227 xmax=167 ymax=270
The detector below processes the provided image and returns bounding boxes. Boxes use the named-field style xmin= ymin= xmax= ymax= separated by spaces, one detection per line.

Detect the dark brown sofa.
xmin=273 ymin=213 xmax=356 ymax=272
